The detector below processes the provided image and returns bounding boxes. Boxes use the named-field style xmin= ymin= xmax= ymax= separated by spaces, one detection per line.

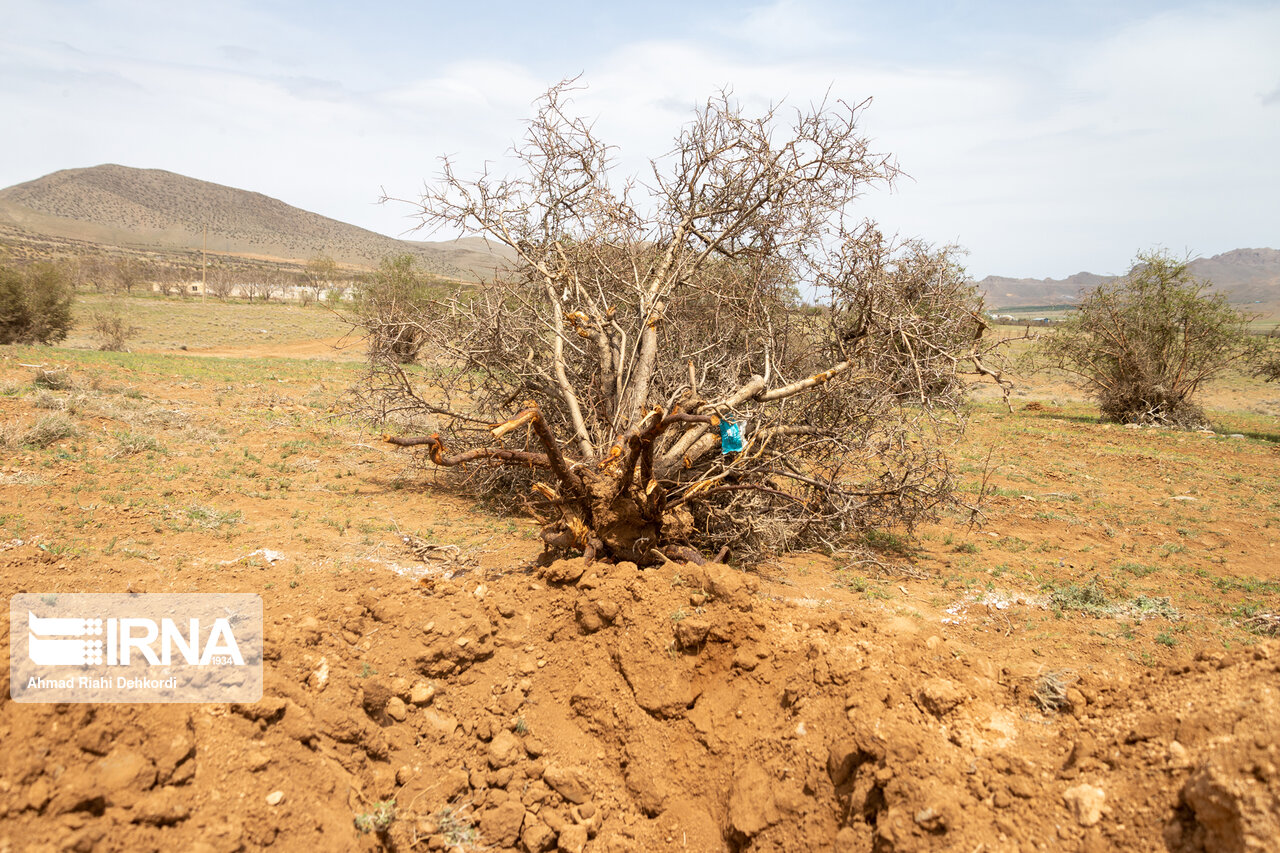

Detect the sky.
xmin=1 ymin=0 xmax=1277 ymax=279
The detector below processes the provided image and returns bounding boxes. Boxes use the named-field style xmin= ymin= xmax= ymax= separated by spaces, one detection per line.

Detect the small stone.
xmin=96 ymin=748 xmax=153 ymax=794
xmin=918 ymin=678 xmax=966 ymax=716
xmin=544 ymin=557 xmax=587 ymax=584
xmin=245 ymin=750 xmax=270 ymax=772
xmin=385 ymin=697 xmax=408 ymax=722
xmin=488 ymin=730 xmax=523 ymax=769
xmin=575 ymin=600 xmax=607 ymax=634
xmin=558 ymin=823 xmax=588 ymax=853
xmin=1008 ymin=776 xmax=1036 ymax=799
xmin=478 ymin=800 xmax=525 ymax=847
xmin=396 ymin=766 xmax=415 ymax=786
xmin=131 ymin=789 xmax=192 ymax=826
xmin=410 ymin=681 xmax=435 ymax=706
xmin=542 ymin=765 xmax=591 ymax=804
xmin=297 ymin=616 xmax=321 ymax=645
xmin=265 ymin=790 xmax=284 ymax=806
xmin=674 ymin=619 xmax=712 ymax=650
xmin=521 ymin=816 xmax=556 ymax=852
xmin=1168 ymin=741 xmax=1191 ymax=769
xmin=390 ymin=676 xmax=411 ymax=699
xmin=1063 ymin=783 xmax=1106 ymax=827
xmin=420 ymin=709 xmax=459 ymax=740
xmin=438 ymin=769 xmax=470 ymax=802
xmin=497 ymin=602 xmax=516 ymax=618
xmin=361 ymin=680 xmax=393 ymax=719
xmin=26 ymin=777 xmax=51 ymax=811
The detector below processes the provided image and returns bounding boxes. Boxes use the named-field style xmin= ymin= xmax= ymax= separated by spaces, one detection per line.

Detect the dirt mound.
xmin=4 ymin=553 xmax=1277 ymax=852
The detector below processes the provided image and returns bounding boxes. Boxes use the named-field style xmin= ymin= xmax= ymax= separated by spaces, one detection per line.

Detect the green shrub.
xmin=0 ymin=263 xmax=74 ymax=345
xmin=1031 ymin=251 xmax=1263 ymax=428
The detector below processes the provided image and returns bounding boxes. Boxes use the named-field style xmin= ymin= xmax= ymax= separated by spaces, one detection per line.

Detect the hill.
xmin=980 ymin=248 xmax=1280 ymax=311
xmin=0 ymin=165 xmax=511 ymax=279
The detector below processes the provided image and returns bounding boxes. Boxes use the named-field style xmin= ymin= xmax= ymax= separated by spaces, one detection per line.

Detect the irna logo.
xmin=11 ymin=593 xmax=263 ymax=704
xmin=27 ymin=611 xmax=246 ymax=667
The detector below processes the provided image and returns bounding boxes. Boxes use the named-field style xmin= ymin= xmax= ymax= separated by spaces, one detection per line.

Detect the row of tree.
xmin=2 ymin=252 xmax=361 ymax=303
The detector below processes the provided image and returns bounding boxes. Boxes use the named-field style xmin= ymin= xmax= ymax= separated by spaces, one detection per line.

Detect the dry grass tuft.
xmin=0 ymin=414 xmax=77 ymax=449
xmin=1032 ymin=669 xmax=1077 ymax=713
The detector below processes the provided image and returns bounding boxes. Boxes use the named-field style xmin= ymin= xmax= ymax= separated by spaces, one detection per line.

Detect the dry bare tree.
xmin=244 ymin=266 xmax=283 ymax=302
xmin=359 ymin=81 xmax=1007 ymax=564
xmin=205 ymin=262 xmax=236 ymax=300
xmin=304 ymin=254 xmax=338 ymax=303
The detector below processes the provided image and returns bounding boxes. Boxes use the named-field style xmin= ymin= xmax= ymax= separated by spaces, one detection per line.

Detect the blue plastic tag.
xmin=719 ymin=418 xmax=743 ymax=454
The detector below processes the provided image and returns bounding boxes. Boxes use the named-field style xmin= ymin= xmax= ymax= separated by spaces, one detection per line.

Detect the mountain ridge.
xmin=0 ymin=164 xmax=511 ymax=279
xmin=978 ymin=248 xmax=1280 ymax=309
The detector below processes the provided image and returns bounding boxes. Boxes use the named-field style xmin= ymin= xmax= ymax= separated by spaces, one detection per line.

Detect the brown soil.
xmin=1 ymin=345 xmax=1278 ymax=853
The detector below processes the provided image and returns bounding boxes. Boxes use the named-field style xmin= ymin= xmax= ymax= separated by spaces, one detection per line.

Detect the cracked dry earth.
xmin=0 ymin=347 xmax=1278 ymax=852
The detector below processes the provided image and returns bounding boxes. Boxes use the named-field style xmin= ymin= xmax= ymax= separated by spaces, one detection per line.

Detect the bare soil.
xmin=1 ymin=336 xmax=1278 ymax=852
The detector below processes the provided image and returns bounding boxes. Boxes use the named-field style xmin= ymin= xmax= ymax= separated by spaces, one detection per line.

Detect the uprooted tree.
xmin=356 ymin=82 xmax=1008 ymax=564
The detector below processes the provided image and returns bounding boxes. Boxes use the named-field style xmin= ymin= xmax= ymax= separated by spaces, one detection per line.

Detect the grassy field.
xmin=65 ymin=292 xmax=353 ymax=353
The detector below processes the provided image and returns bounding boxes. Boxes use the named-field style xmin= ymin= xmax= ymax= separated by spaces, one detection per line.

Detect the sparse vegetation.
xmin=1048 ymin=578 xmax=1113 ymax=617
xmin=1031 ymin=669 xmax=1075 ymax=712
xmin=1 ymin=414 xmax=77 ymax=449
xmin=90 ymin=305 xmax=140 ymax=351
xmin=433 ymin=803 xmax=479 ymax=847
xmin=353 ymin=799 xmax=396 ymax=835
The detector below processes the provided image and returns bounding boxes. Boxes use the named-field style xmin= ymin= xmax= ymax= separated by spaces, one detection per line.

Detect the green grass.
xmin=1115 ymin=561 xmax=1160 ymax=578
xmin=1047 ymin=578 xmax=1114 ymax=617
xmin=176 ymin=504 xmax=242 ymax=531
xmin=64 ymin=293 xmax=351 ymax=352
xmin=353 ymin=800 xmax=396 ymax=835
